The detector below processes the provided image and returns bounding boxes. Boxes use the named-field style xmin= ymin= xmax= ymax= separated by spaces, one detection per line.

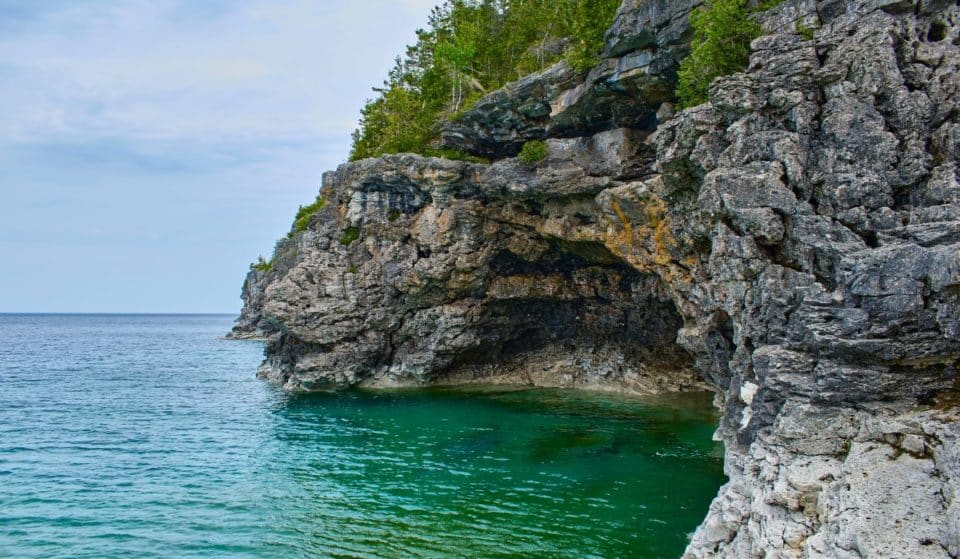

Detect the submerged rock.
xmin=233 ymin=0 xmax=960 ymax=556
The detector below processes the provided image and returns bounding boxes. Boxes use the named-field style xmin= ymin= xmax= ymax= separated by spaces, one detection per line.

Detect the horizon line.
xmin=0 ymin=312 xmax=237 ymax=316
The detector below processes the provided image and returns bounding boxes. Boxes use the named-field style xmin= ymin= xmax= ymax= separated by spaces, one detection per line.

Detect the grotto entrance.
xmin=434 ymin=239 xmax=704 ymax=395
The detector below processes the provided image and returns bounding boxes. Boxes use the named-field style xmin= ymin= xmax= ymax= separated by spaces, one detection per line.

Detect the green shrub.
xmin=517 ymin=140 xmax=549 ymax=165
xmin=251 ymin=255 xmax=273 ymax=272
xmin=339 ymin=227 xmax=360 ymax=245
xmin=676 ymin=0 xmax=784 ymax=108
xmin=289 ymin=195 xmax=326 ymax=236
xmin=795 ymin=20 xmax=815 ymax=41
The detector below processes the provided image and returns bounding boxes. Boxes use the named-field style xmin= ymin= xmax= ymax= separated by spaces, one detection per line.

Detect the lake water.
xmin=0 ymin=314 xmax=725 ymax=558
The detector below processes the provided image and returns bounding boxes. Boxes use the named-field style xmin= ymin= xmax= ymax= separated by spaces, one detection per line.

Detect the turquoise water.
xmin=0 ymin=314 xmax=724 ymax=558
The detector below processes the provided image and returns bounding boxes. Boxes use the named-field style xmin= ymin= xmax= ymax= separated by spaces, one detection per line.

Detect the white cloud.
xmin=0 ymin=0 xmax=433 ymax=146
xmin=0 ymin=0 xmax=439 ymax=311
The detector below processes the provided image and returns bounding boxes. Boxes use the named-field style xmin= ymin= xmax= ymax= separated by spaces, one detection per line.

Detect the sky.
xmin=0 ymin=0 xmax=437 ymax=313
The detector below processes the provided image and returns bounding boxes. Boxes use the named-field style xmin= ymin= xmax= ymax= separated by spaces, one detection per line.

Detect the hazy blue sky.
xmin=0 ymin=0 xmax=436 ymax=313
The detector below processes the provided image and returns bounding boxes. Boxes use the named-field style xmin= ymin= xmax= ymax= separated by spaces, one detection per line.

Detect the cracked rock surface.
xmin=232 ymin=0 xmax=960 ymax=556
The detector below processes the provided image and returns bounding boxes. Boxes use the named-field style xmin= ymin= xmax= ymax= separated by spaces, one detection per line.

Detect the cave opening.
xmin=435 ymin=239 xmax=704 ymax=395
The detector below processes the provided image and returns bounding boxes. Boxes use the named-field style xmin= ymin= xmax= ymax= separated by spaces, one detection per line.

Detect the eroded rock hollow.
xmin=232 ymin=0 xmax=960 ymax=556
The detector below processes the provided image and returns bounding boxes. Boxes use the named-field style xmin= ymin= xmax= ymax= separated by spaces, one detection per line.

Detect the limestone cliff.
xmin=232 ymin=0 xmax=960 ymax=556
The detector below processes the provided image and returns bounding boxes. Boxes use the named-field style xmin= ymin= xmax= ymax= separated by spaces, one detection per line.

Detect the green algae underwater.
xmin=0 ymin=314 xmax=725 ymax=558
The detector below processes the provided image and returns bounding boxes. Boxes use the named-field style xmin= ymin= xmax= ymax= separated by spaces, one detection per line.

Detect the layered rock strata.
xmin=233 ymin=0 xmax=960 ymax=556
xmin=243 ymin=133 xmax=701 ymax=395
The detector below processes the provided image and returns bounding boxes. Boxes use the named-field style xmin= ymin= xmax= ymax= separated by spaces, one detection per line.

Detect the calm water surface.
xmin=0 ymin=314 xmax=725 ymax=558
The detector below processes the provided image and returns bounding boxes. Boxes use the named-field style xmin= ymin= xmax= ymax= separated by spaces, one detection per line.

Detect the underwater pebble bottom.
xmin=0 ymin=314 xmax=725 ymax=558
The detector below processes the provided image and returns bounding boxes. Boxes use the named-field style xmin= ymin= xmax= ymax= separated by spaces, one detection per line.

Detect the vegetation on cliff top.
xmin=349 ymin=0 xmax=621 ymax=161
xmin=251 ymin=255 xmax=273 ymax=272
xmin=676 ymin=0 xmax=783 ymax=107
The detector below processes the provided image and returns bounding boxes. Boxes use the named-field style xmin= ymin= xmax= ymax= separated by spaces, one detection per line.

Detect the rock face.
xmin=226 ymin=268 xmax=272 ymax=339
xmin=658 ymin=1 xmax=960 ymax=555
xmin=233 ymin=0 xmax=960 ymax=556
xmin=247 ymin=136 xmax=701 ymax=395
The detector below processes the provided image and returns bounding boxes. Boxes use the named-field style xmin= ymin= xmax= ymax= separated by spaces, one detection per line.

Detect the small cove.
xmin=0 ymin=314 xmax=725 ymax=558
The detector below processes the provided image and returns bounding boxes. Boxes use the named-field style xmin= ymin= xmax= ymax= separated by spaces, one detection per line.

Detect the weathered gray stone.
xmin=438 ymin=63 xmax=582 ymax=158
xmin=226 ymin=268 xmax=271 ymax=339
xmin=244 ymin=151 xmax=700 ymax=395
xmin=659 ymin=1 xmax=960 ymax=555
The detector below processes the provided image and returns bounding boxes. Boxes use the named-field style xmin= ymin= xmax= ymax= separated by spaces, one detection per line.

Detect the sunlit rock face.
xmin=233 ymin=0 xmax=960 ymax=556
xmin=247 ymin=140 xmax=701 ymax=395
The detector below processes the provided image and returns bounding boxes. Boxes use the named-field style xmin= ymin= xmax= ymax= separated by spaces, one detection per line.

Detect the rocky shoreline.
xmin=232 ymin=0 xmax=960 ymax=556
